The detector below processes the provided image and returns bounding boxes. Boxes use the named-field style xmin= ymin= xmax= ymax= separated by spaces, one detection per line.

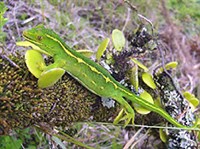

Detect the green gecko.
xmin=22 ymin=25 xmax=194 ymax=128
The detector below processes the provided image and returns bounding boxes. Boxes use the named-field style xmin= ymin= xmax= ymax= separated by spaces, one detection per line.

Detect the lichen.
xmin=154 ymin=71 xmax=197 ymax=149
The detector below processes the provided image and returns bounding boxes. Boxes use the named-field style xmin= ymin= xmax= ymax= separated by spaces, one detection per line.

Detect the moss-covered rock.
xmin=0 ymin=54 xmax=117 ymax=135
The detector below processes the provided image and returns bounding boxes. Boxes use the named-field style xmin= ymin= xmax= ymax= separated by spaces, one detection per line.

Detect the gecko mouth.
xmin=22 ymin=31 xmax=42 ymax=46
xmin=22 ymin=31 xmax=52 ymax=56
xmin=22 ymin=31 xmax=34 ymax=41
xmin=22 ymin=31 xmax=29 ymax=38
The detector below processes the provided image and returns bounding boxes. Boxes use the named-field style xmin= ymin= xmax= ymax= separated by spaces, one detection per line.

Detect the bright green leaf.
xmin=25 ymin=50 xmax=46 ymax=78
xmin=112 ymin=29 xmax=125 ymax=51
xmin=159 ymin=128 xmax=167 ymax=143
xmin=188 ymin=98 xmax=200 ymax=111
xmin=38 ymin=68 xmax=65 ymax=88
xmin=156 ymin=61 xmax=178 ymax=75
xmin=183 ymin=91 xmax=194 ymax=99
xmin=96 ymin=38 xmax=110 ymax=62
xmin=133 ymin=90 xmax=154 ymax=114
xmin=142 ymin=72 xmax=156 ymax=89
xmin=165 ymin=61 xmax=178 ymax=69
xmin=131 ymin=58 xmax=148 ymax=72
xmin=189 ymin=97 xmax=199 ymax=107
xmin=183 ymin=91 xmax=199 ymax=110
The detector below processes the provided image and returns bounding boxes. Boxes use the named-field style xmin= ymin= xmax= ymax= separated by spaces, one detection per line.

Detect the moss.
xmin=0 ymin=54 xmax=117 ymax=135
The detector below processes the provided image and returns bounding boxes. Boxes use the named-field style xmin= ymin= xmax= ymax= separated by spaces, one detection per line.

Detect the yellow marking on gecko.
xmin=77 ymin=58 xmax=84 ymax=63
xmin=82 ymin=73 xmax=87 ymax=77
xmin=90 ymin=67 xmax=100 ymax=74
xmin=100 ymin=87 xmax=104 ymax=90
xmin=91 ymin=81 xmax=96 ymax=85
xmin=113 ymin=83 xmax=118 ymax=89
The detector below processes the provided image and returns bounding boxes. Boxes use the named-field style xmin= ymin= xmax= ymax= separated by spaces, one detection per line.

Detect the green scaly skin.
xmin=22 ymin=25 xmax=193 ymax=128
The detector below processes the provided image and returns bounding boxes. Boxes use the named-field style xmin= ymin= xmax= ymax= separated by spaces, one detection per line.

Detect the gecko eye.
xmin=37 ymin=36 xmax=42 ymax=41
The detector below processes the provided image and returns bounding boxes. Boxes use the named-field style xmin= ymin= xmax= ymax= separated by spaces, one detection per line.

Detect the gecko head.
xmin=23 ymin=24 xmax=64 ymax=56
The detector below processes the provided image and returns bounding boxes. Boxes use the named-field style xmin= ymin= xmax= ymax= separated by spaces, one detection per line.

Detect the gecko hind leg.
xmin=113 ymin=96 xmax=135 ymax=127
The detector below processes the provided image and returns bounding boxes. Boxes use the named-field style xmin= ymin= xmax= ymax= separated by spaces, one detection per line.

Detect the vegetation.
xmin=1 ymin=0 xmax=200 ymax=148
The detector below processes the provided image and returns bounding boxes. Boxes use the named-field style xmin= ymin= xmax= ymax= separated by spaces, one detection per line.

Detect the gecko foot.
xmin=113 ymin=109 xmax=135 ymax=127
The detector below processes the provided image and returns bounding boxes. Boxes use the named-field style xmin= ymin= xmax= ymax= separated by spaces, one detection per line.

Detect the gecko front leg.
xmin=113 ymin=96 xmax=135 ymax=127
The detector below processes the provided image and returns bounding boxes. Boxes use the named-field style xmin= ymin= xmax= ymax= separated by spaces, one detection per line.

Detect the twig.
xmin=82 ymin=122 xmax=200 ymax=131
xmin=123 ymin=127 xmax=145 ymax=149
xmin=21 ymin=15 xmax=38 ymax=25
xmin=122 ymin=8 xmax=131 ymax=32
xmin=124 ymin=0 xmax=138 ymax=12
xmin=130 ymin=129 xmax=150 ymax=149
xmin=0 ymin=54 xmax=20 ymax=68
